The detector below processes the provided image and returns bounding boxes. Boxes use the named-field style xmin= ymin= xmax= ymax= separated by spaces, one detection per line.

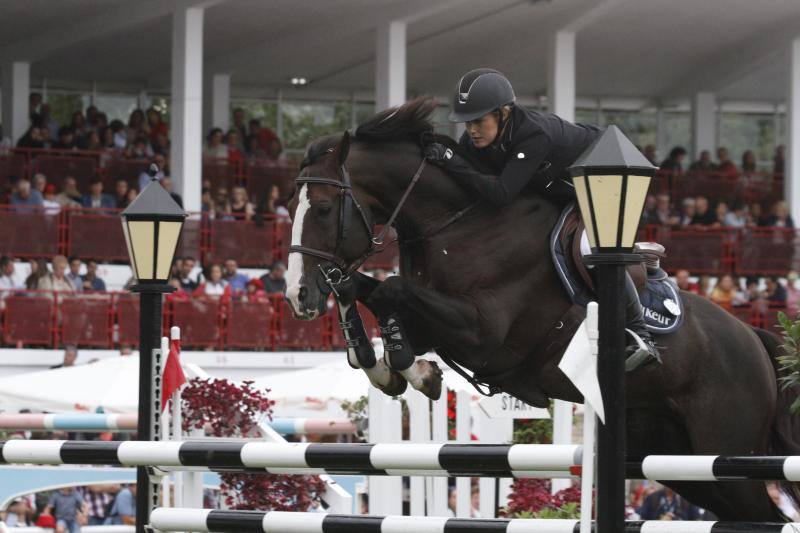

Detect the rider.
xmin=423 ymin=68 xmax=660 ymax=365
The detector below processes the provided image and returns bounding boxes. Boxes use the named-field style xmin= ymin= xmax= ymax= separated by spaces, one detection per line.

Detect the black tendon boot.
xmin=623 ymin=272 xmax=662 ymax=371
xmin=338 ymin=303 xmax=377 ymax=370
xmin=379 ymin=314 xmax=442 ymax=400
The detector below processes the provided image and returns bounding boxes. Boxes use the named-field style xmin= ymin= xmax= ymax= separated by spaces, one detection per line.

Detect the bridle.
xmin=288 ymin=150 xmax=427 ymax=295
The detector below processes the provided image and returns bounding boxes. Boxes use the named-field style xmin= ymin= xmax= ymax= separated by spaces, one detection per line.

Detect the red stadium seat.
xmin=170 ymin=299 xmax=222 ymax=348
xmin=104 ymin=158 xmax=149 ymax=186
xmin=207 ymin=218 xmax=276 ymax=267
xmin=175 ymin=217 xmax=204 ymax=262
xmin=3 ymin=294 xmax=54 ymax=346
xmin=34 ymin=155 xmax=99 ymax=191
xmin=243 ymin=161 xmax=296 ymax=205
xmin=651 ymin=226 xmax=734 ymax=274
xmin=60 ymin=294 xmax=113 ymax=347
xmin=274 ymin=217 xmax=292 ymax=263
xmin=0 ymin=153 xmax=27 ymax=184
xmin=274 ymin=298 xmax=328 ymax=350
xmin=225 ymin=299 xmax=275 ymax=349
xmin=66 ymin=208 xmax=128 ymax=261
xmin=115 ymin=293 xmax=140 ymax=346
xmin=736 ymin=228 xmax=800 ymax=276
xmin=0 ymin=207 xmax=61 ymax=258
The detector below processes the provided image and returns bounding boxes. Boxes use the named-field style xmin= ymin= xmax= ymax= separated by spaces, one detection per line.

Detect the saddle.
xmin=551 ymin=204 xmax=684 ymax=335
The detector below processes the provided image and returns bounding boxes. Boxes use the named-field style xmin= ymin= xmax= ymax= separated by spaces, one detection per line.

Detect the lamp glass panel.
xmin=121 ymin=219 xmax=138 ymax=279
xmin=128 ymin=220 xmax=155 ymax=280
xmin=572 ymin=176 xmax=597 ymax=248
xmin=621 ymin=175 xmax=652 ymax=248
xmin=156 ymin=220 xmax=183 ymax=280
xmin=587 ymin=175 xmax=623 ymax=248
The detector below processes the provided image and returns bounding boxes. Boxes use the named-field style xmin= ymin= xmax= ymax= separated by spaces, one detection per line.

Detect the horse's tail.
xmin=753 ymin=326 xmax=800 ymax=514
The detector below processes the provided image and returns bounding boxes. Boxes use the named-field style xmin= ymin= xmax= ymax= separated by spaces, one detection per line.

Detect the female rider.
xmin=422 ymin=68 xmax=659 ymax=364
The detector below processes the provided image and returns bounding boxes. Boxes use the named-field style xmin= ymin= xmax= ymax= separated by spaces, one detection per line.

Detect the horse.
xmin=284 ymin=97 xmax=800 ymax=521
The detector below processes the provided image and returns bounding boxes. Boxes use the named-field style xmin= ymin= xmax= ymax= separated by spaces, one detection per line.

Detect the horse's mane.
xmin=354 ymin=97 xmax=438 ymax=144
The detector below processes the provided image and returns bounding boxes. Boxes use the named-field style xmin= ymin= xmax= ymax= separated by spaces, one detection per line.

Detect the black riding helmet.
xmin=449 ymin=68 xmax=516 ymax=122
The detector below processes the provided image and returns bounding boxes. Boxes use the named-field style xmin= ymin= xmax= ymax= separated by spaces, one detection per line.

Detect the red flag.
xmin=161 ymin=335 xmax=186 ymax=412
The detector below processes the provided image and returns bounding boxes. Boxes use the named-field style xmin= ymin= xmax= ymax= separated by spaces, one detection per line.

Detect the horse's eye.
xmin=315 ymin=204 xmax=333 ymax=217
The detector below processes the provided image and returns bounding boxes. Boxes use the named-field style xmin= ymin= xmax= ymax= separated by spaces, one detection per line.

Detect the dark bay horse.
xmin=285 ymin=98 xmax=800 ymax=521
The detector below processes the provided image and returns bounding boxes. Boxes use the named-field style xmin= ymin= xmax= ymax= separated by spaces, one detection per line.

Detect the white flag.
xmin=558 ymin=302 xmax=604 ymax=423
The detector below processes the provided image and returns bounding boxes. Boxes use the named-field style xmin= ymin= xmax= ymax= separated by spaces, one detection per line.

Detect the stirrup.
xmin=624 ymin=328 xmax=662 ymax=372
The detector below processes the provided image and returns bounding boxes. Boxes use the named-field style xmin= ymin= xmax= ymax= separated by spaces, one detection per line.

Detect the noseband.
xmin=288 ymin=154 xmax=427 ymax=294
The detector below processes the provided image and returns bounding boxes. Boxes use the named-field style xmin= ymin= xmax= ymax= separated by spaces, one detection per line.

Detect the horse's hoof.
xmin=401 ymin=359 xmax=443 ymax=401
xmin=381 ymin=371 xmax=408 ymax=397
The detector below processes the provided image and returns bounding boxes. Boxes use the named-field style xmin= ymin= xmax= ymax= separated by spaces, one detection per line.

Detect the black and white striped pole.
xmin=569 ymin=126 xmax=657 ymax=532
xmin=120 ymin=165 xmax=186 ymax=533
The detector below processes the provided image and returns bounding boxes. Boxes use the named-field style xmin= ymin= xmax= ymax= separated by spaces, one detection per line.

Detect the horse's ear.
xmin=334 ymin=131 xmax=350 ymax=166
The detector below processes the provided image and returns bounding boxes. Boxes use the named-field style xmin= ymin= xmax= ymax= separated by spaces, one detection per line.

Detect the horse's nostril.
xmin=298 ymin=286 xmax=308 ymax=303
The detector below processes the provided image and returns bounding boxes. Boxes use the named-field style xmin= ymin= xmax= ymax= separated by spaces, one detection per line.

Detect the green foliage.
xmin=340 ymin=395 xmax=369 ymax=437
xmin=281 ymin=101 xmax=352 ymax=150
xmin=777 ymin=311 xmax=800 ymax=414
xmin=47 ymin=93 xmax=84 ymax=127
xmin=231 ymin=101 xmax=277 ymax=131
xmin=513 ymin=405 xmax=553 ymax=444
xmin=532 ymin=502 xmax=580 ymax=519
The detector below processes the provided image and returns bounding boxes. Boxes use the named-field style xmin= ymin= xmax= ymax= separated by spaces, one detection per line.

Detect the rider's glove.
xmin=423 ymin=142 xmax=455 ymax=163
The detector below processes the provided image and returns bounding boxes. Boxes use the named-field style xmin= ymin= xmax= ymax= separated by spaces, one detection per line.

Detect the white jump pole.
xmin=170 ymin=327 xmax=183 ymax=508
xmin=455 ymin=389 xmax=471 ymax=518
xmin=580 ymin=302 xmax=600 ymax=533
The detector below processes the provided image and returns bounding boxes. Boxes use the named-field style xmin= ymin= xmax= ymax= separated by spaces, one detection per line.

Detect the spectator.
xmin=110 ymin=119 xmax=127 ymax=148
xmin=767 ymin=482 xmax=800 ymax=521
xmin=760 ymin=201 xmax=794 ymax=228
xmin=177 ymin=256 xmax=200 ymax=291
xmin=637 ymin=487 xmax=701 ymax=520
xmin=44 ymin=487 xmax=87 ymax=533
xmin=81 ymin=176 xmax=116 ymax=209
xmin=716 ymin=147 xmax=738 ymax=178
xmin=243 ymin=278 xmax=270 ymax=303
xmin=723 ymin=202 xmax=748 ymax=227
xmin=640 ymin=194 xmax=657 ymax=224
xmin=53 ymin=126 xmax=78 ymax=150
xmin=678 ymin=198 xmax=696 ymax=227
xmin=10 ymin=178 xmax=44 ymax=210
xmin=114 ymin=179 xmax=130 ymax=208
xmin=160 ymin=176 xmax=183 ymax=208
xmin=223 ymin=259 xmax=249 ymax=292
xmin=765 ymin=277 xmax=787 ymax=304
xmin=0 ymin=255 xmax=20 ymax=290
xmin=226 ymin=129 xmax=244 ymax=162
xmin=82 ymin=259 xmax=106 ymax=291
xmin=2 ymin=498 xmax=33 ymax=527
xmin=38 ymin=255 xmax=76 ymax=293
xmin=85 ymin=105 xmax=100 ymax=132
xmin=126 ymin=187 xmax=139 ymax=206
xmin=138 ymin=153 xmax=166 ymax=191
xmin=787 ymin=272 xmax=800 ymax=318
xmin=249 ymin=118 xmax=278 ymax=152
xmin=32 ymin=172 xmax=47 ymax=195
xmin=70 ymin=110 xmax=88 ymax=141
xmin=146 ymin=107 xmax=168 ymax=144
xmin=201 ymin=187 xmax=215 ymax=214
xmin=691 ymin=196 xmax=718 ymax=226
xmin=84 ymin=130 xmax=102 ymax=151
xmin=774 ymin=145 xmax=785 ymax=176
xmin=25 ymin=258 xmax=49 ymax=290
xmin=194 ymin=263 xmax=230 ymax=299
xmin=204 ymin=128 xmax=228 ymax=159
xmin=51 ymin=345 xmax=79 ymax=369
xmin=642 ymin=144 xmax=657 ymax=165
xmin=43 ymin=183 xmax=61 ymax=213
xmin=108 ymin=484 xmax=135 ymax=526
xmin=258 ymin=184 xmax=290 ymax=218
xmin=260 ymin=261 xmax=287 ymax=293
xmin=659 ymin=146 xmax=686 ymax=173
xmin=152 ymin=132 xmax=170 ymax=156
xmin=710 ymin=274 xmax=740 ymax=310
xmin=126 ymin=134 xmax=153 ymax=159
xmin=674 ymin=269 xmax=700 ymax=295
xmin=67 ymin=256 xmax=84 ymax=292
xmin=644 ymin=194 xmax=679 ymax=226
xmin=16 ymin=125 xmax=46 ymax=148
xmin=29 ymin=92 xmax=42 ymax=122
xmin=213 ymin=186 xmax=230 ymax=215
xmin=127 ymin=109 xmax=147 ymax=141
xmin=744 ymin=277 xmax=764 ymax=304
xmin=244 ymin=134 xmax=267 ymax=159
xmin=40 ymin=103 xmax=60 ymax=140
xmin=741 ymin=150 xmax=757 ymax=176
xmin=166 ymin=277 xmax=191 ymax=302
xmin=266 ymin=138 xmax=287 ymax=163
xmin=749 ymin=202 xmax=768 ymax=227
xmin=231 ymin=108 xmax=248 ymax=140
xmin=225 ymin=185 xmax=255 ymax=220
xmin=56 ymin=176 xmax=83 ymax=206
xmin=84 ymin=486 xmax=114 ymax=526
xmin=715 ymin=201 xmax=730 ymax=226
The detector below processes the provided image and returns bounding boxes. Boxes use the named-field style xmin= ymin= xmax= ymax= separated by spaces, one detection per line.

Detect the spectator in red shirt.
xmin=674 ymin=269 xmax=700 ymax=294
xmin=146 ymin=108 xmax=169 ymax=144
xmin=225 ymin=129 xmax=243 ymax=163
xmin=716 ymin=147 xmax=738 ymax=178
xmin=243 ymin=278 xmax=270 ymax=304
xmin=249 ymin=119 xmax=278 ymax=152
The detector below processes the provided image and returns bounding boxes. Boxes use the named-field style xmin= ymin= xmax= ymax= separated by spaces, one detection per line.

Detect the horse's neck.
xmin=352 ymin=143 xmax=473 ymax=234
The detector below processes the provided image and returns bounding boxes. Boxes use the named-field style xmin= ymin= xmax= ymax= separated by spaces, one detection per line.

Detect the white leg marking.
xmin=286 ymin=184 xmax=310 ymax=313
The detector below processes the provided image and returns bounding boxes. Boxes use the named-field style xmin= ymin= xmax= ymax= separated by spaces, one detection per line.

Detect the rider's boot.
xmin=623 ymin=273 xmax=662 ymax=371
xmin=338 ymin=303 xmax=407 ymax=396
xmin=379 ymin=314 xmax=442 ymax=400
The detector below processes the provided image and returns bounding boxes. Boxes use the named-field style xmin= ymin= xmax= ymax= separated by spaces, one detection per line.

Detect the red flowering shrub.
xmin=181 ymin=377 xmax=325 ymax=511
xmin=504 ymin=479 xmax=582 ymax=517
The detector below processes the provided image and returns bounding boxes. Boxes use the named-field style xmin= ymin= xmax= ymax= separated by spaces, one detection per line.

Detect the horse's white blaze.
xmin=286 ymin=184 xmax=310 ymax=314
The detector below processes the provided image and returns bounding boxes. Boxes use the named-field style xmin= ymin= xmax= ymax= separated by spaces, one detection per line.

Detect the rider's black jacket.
xmin=451 ymin=105 xmax=601 ymax=206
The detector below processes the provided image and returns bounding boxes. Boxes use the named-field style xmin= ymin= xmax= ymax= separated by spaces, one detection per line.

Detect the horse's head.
xmin=285 ymin=131 xmax=373 ymax=320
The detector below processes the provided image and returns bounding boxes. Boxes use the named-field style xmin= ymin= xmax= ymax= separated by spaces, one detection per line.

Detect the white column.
xmin=789 ymin=39 xmax=800 ymax=221
xmin=170 ymin=6 xmax=204 ymax=212
xmin=1 ymin=61 xmax=30 ymax=144
xmin=691 ymin=92 xmax=717 ymax=160
xmin=210 ymin=73 xmax=230 ymax=131
xmin=547 ymin=31 xmax=576 ymax=122
xmin=551 ymin=400 xmax=573 ymax=494
xmin=374 ymin=20 xmax=406 ymax=111
xmin=367 ymin=387 xmax=402 ymax=515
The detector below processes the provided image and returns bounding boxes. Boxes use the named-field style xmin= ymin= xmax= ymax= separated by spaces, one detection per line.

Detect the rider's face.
xmin=466 ymin=112 xmax=499 ymax=149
